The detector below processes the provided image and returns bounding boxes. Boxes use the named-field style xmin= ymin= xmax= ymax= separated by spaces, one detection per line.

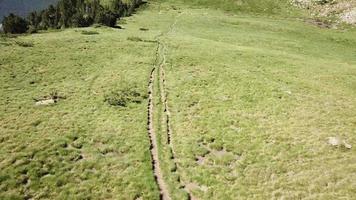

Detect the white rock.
xmin=328 ymin=137 xmax=352 ymax=149
xmin=340 ymin=9 xmax=356 ymax=24
xmin=328 ymin=137 xmax=341 ymax=146
xmin=343 ymin=141 xmax=352 ymax=149
xmin=35 ymin=99 xmax=55 ymax=106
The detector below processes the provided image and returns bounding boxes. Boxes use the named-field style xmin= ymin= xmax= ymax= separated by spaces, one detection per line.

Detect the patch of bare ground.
xmin=34 ymin=91 xmax=65 ymax=106
xmin=145 ymin=11 xmax=188 ymax=198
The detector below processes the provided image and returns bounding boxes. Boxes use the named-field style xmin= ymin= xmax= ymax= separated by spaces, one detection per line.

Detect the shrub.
xmin=104 ymin=86 xmax=145 ymax=107
xmin=3 ymin=14 xmax=28 ymax=34
xmin=95 ymin=10 xmax=118 ymax=27
xmin=15 ymin=41 xmax=34 ymax=47
xmin=72 ymin=13 xmax=93 ymax=27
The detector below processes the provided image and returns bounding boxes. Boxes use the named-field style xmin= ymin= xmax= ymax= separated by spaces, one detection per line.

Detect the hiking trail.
xmin=146 ymin=9 xmax=196 ymax=200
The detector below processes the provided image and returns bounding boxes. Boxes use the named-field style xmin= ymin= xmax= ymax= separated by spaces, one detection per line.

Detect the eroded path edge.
xmin=147 ymin=54 xmax=171 ymax=200
xmin=147 ymin=8 xmax=195 ymax=200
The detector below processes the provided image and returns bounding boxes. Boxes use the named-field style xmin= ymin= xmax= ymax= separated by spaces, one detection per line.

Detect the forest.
xmin=2 ymin=0 xmax=143 ymax=34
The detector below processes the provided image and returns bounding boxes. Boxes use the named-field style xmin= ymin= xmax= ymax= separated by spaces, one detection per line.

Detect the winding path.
xmin=147 ymin=66 xmax=171 ymax=200
xmin=146 ymin=10 xmax=196 ymax=200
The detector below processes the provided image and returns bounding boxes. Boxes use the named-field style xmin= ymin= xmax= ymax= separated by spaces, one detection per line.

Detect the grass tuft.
xmin=81 ymin=30 xmax=100 ymax=35
xmin=15 ymin=40 xmax=33 ymax=47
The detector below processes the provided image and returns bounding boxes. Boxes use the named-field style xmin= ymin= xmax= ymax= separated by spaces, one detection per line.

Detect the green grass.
xmin=155 ymin=2 xmax=356 ymax=199
xmin=163 ymin=0 xmax=302 ymax=16
xmin=0 ymin=23 xmax=160 ymax=199
xmin=1 ymin=0 xmax=356 ymax=199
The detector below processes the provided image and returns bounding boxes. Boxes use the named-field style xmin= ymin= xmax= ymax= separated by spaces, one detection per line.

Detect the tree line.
xmin=2 ymin=0 xmax=143 ymax=34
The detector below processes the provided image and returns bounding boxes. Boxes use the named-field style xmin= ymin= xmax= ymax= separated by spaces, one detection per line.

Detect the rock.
xmin=328 ymin=137 xmax=341 ymax=146
xmin=328 ymin=137 xmax=352 ymax=149
xmin=343 ymin=141 xmax=352 ymax=149
xmin=35 ymin=99 xmax=55 ymax=106
xmin=340 ymin=8 xmax=356 ymax=24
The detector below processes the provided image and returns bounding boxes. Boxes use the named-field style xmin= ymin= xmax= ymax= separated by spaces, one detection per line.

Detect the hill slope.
xmin=0 ymin=0 xmax=355 ymax=199
xmin=164 ymin=0 xmax=300 ymax=15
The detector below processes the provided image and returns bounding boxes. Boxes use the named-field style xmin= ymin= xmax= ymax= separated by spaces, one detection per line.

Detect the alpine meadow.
xmin=0 ymin=0 xmax=355 ymax=199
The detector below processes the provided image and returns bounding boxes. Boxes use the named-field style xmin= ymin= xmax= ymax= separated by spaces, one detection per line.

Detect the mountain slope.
xmin=162 ymin=0 xmax=301 ymax=16
xmin=0 ymin=0 xmax=355 ymax=199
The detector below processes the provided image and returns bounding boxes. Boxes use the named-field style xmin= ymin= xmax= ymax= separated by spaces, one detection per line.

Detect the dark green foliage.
xmin=3 ymin=0 xmax=144 ymax=34
xmin=2 ymin=14 xmax=28 ymax=34
xmin=39 ymin=10 xmax=49 ymax=29
xmin=72 ymin=13 xmax=94 ymax=27
xmin=28 ymin=11 xmax=41 ymax=29
xmin=45 ymin=5 xmax=58 ymax=28
xmin=101 ymin=0 xmax=144 ymax=18
xmin=109 ymin=0 xmax=128 ymax=17
xmin=58 ymin=0 xmax=79 ymax=27
xmin=95 ymin=10 xmax=117 ymax=27
xmin=104 ymin=86 xmax=145 ymax=107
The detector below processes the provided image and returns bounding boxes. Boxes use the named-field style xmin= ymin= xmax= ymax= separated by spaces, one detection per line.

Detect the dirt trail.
xmin=158 ymin=12 xmax=197 ymax=200
xmin=147 ymin=66 xmax=171 ymax=200
xmin=146 ymin=10 xmax=196 ymax=200
xmin=159 ymin=11 xmax=184 ymax=145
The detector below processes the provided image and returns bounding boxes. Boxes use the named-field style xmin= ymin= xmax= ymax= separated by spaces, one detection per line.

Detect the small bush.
xmin=15 ymin=41 xmax=34 ymax=47
xmin=72 ymin=13 xmax=94 ymax=27
xmin=95 ymin=10 xmax=118 ymax=27
xmin=104 ymin=86 xmax=145 ymax=107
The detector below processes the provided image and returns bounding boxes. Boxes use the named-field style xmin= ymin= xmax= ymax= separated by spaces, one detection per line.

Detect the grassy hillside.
xmin=160 ymin=5 xmax=356 ymax=199
xmin=0 ymin=0 xmax=355 ymax=199
xmin=163 ymin=0 xmax=301 ymax=16
xmin=0 ymin=23 xmax=160 ymax=199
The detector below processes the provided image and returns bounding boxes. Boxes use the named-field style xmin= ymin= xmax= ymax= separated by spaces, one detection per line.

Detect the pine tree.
xmin=28 ymin=11 xmax=39 ymax=28
xmin=3 ymin=13 xmax=28 ymax=34
xmin=48 ymin=5 xmax=57 ymax=28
